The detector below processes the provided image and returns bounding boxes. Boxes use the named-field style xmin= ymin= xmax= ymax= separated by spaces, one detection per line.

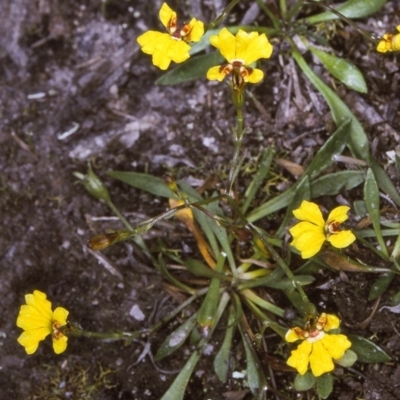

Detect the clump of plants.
xmin=16 ymin=1 xmax=400 ymax=398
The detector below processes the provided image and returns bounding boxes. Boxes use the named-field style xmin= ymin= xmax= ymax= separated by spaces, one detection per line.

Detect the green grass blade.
xmin=310 ymin=47 xmax=367 ymax=93
xmin=247 ymin=119 xmax=351 ymax=222
xmin=364 ymin=168 xmax=388 ymax=257
xmin=310 ymin=171 xmax=364 ymax=197
xmin=292 ymin=48 xmax=369 ymax=160
xmin=214 ymin=304 xmax=236 ymax=383
xmin=107 ymin=171 xmax=175 ymax=198
xmin=306 ymin=0 xmax=387 ymax=24
xmin=239 ymin=324 xmax=266 ymax=395
xmin=155 ymin=313 xmax=198 ymax=361
xmin=242 ymin=147 xmax=274 ymax=214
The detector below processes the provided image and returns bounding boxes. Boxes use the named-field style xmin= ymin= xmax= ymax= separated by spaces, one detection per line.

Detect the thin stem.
xmin=206 ymin=0 xmax=241 ymax=31
xmin=226 ymin=94 xmax=245 ymax=195
xmin=303 ymin=0 xmax=380 ymax=42
xmin=254 ymin=0 xmax=281 ymax=30
xmin=280 ymin=0 xmax=287 ymax=20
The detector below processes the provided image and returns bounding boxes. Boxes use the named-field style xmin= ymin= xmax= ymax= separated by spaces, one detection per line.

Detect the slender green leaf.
xmin=316 ymin=373 xmax=333 ymax=399
xmin=306 ymin=0 xmax=388 ymax=24
xmin=368 ymin=272 xmax=395 ymax=301
xmin=155 ymin=313 xmax=198 ymax=361
xmin=197 ymin=254 xmax=225 ymax=337
xmin=276 ymin=175 xmax=311 ymax=237
xmin=370 ymin=159 xmax=400 ymax=207
xmin=267 ymin=275 xmax=315 ymax=289
xmin=242 ymin=147 xmax=274 ymax=214
xmin=292 ymin=48 xmax=369 ymax=160
xmin=161 ymin=293 xmax=229 ymax=400
xmin=155 ymin=52 xmax=224 ymax=85
xmin=160 ymin=347 xmax=202 ymax=400
xmin=239 ymin=325 xmax=265 ymax=394
xmin=186 ymin=259 xmax=227 ymax=279
xmin=311 ymin=171 xmax=364 ymax=197
xmin=305 ymin=119 xmax=351 ymax=178
xmin=214 ymin=305 xmax=236 ymax=383
xmin=310 ymin=47 xmax=367 ymax=93
xmin=364 ymin=168 xmax=388 ymax=257
xmin=247 ymin=119 xmax=351 ymax=222
xmin=157 ymin=254 xmax=195 ymax=294
xmin=107 ymin=171 xmax=175 ymax=198
xmin=348 ymin=334 xmax=391 ymax=363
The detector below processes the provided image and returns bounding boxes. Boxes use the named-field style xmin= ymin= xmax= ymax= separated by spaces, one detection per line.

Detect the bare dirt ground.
xmin=1 ymin=0 xmax=400 ymax=399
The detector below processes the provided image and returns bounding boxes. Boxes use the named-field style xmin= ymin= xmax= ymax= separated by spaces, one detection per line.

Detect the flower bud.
xmin=87 ymin=231 xmax=131 ymax=250
xmin=74 ymin=163 xmax=111 ymax=203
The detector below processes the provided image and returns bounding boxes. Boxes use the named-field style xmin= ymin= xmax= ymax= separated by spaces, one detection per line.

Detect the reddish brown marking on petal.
xmin=327 ymin=221 xmax=340 ymax=234
xmin=167 ymin=16 xmax=178 ymax=34
xmin=53 ymin=321 xmax=66 ymax=339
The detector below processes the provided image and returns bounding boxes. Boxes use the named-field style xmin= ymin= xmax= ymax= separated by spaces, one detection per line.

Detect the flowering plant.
xmin=286 ymin=313 xmax=352 ymax=377
xmin=16 ymin=290 xmax=69 ymax=354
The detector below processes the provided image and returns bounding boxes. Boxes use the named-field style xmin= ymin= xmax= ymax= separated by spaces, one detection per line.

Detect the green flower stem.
xmin=303 ymin=0 xmax=380 ymax=42
xmin=206 ymin=0 xmax=241 ymax=31
xmin=286 ymin=0 xmax=306 ymax=21
xmin=61 ymin=287 xmax=210 ymax=342
xmin=254 ymin=0 xmax=281 ymax=30
xmin=226 ymin=91 xmax=245 ymax=195
xmin=279 ymin=0 xmax=287 ymax=20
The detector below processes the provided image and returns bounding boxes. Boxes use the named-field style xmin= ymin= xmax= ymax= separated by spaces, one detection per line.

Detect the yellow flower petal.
xmin=53 ymin=335 xmax=68 ymax=354
xmin=327 ymin=205 xmax=350 ymax=225
xmin=377 ymin=39 xmax=390 ymax=53
xmin=17 ymin=327 xmax=51 ymax=354
xmin=327 ymin=230 xmax=356 ymax=249
xmin=166 ymin=40 xmax=191 ymax=63
xmin=137 ymin=31 xmax=169 ymax=55
xmin=236 ymin=31 xmax=273 ymax=65
xmin=210 ymin=28 xmax=236 ymax=62
xmin=206 ymin=65 xmax=226 ymax=81
xmin=186 ymin=18 xmax=204 ymax=42
xmin=323 ymin=314 xmax=340 ymax=331
xmin=287 ymin=340 xmax=312 ymax=375
xmin=138 ymin=32 xmax=190 ymax=70
xmin=321 ymin=334 xmax=352 ymax=360
xmin=293 ymin=201 xmax=325 ymax=228
xmin=290 ymin=221 xmax=326 ymax=258
xmin=245 ymin=68 xmax=264 ymax=83
xmin=159 ymin=2 xmax=176 ymax=30
xmin=285 ymin=328 xmax=303 ymax=342
xmin=309 ymin=340 xmax=335 ymax=377
xmin=53 ymin=307 xmax=69 ymax=325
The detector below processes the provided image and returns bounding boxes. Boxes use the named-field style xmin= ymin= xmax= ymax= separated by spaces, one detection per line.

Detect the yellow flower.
xmin=16 ymin=290 xmax=69 ymax=355
xmin=207 ymin=28 xmax=273 ymax=89
xmin=289 ymin=200 xmax=356 ymax=259
xmin=286 ymin=313 xmax=351 ymax=377
xmin=377 ymin=25 xmax=400 ymax=53
xmin=137 ymin=3 xmax=204 ymax=70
